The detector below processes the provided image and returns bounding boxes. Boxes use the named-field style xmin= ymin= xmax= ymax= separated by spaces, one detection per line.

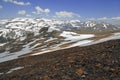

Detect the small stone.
xmin=104 ymin=66 xmax=110 ymax=71
xmin=68 ymin=59 xmax=75 ymax=63
xmin=81 ymin=75 xmax=86 ymax=78
xmin=110 ymin=68 xmax=116 ymax=71
xmin=40 ymin=75 xmax=51 ymax=80
xmin=76 ymin=68 xmax=85 ymax=75
xmin=95 ymin=63 xmax=102 ymax=68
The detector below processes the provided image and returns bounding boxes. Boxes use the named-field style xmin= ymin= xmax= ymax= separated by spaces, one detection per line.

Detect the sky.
xmin=0 ymin=0 xmax=120 ymax=21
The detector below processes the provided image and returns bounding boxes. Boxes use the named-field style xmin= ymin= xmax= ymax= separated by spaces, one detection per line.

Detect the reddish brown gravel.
xmin=0 ymin=39 xmax=120 ymax=80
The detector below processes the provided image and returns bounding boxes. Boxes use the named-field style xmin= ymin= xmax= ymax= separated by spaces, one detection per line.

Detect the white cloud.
xmin=3 ymin=0 xmax=30 ymax=6
xmin=88 ymin=18 xmax=96 ymax=21
xmin=26 ymin=14 xmax=31 ymax=17
xmin=32 ymin=6 xmax=50 ymax=15
xmin=35 ymin=6 xmax=44 ymax=14
xmin=97 ymin=16 xmax=120 ymax=21
xmin=44 ymin=9 xmax=50 ymax=13
xmin=18 ymin=10 xmax=26 ymax=15
xmin=97 ymin=17 xmax=108 ymax=20
xmin=0 ymin=5 xmax=3 ymax=9
xmin=96 ymin=17 xmax=120 ymax=25
xmin=18 ymin=10 xmax=31 ymax=17
xmin=111 ymin=17 xmax=120 ymax=20
xmin=32 ymin=12 xmax=36 ymax=14
xmin=55 ymin=11 xmax=80 ymax=18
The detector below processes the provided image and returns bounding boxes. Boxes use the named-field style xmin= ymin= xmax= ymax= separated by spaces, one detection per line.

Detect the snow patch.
xmin=83 ymin=32 xmax=120 ymax=46
xmin=45 ymin=37 xmax=58 ymax=42
xmin=47 ymin=27 xmax=60 ymax=32
xmin=103 ymin=24 xmax=107 ymax=29
xmin=60 ymin=31 xmax=95 ymax=41
xmin=113 ymin=32 xmax=120 ymax=35
xmin=0 ymin=73 xmax=3 ymax=75
xmin=0 ymin=39 xmax=40 ymax=63
xmin=70 ymin=40 xmax=93 ymax=47
xmin=6 ymin=67 xmax=24 ymax=74
xmin=0 ymin=43 xmax=6 ymax=46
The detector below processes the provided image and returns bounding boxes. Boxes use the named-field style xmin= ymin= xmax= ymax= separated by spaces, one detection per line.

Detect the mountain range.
xmin=0 ymin=18 xmax=120 ymax=63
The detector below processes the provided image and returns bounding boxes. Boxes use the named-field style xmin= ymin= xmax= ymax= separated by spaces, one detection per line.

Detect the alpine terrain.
xmin=0 ymin=18 xmax=120 ymax=80
xmin=0 ymin=18 xmax=120 ymax=62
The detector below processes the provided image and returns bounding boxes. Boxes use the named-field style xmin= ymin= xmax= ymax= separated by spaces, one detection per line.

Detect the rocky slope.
xmin=0 ymin=18 xmax=120 ymax=63
xmin=0 ymin=39 xmax=120 ymax=80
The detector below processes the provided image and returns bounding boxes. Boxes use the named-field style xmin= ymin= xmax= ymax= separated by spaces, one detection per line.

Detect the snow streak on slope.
xmin=32 ymin=33 xmax=120 ymax=56
xmin=83 ymin=32 xmax=120 ymax=46
xmin=0 ymin=39 xmax=39 ymax=62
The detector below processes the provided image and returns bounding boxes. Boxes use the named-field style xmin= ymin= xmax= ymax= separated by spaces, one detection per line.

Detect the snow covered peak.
xmin=0 ymin=18 xmax=118 ymax=41
xmin=0 ymin=18 xmax=61 ymax=40
xmin=85 ymin=21 xmax=96 ymax=27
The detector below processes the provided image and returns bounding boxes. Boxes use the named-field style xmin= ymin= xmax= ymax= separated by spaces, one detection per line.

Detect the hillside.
xmin=0 ymin=39 xmax=120 ymax=80
xmin=0 ymin=18 xmax=120 ymax=63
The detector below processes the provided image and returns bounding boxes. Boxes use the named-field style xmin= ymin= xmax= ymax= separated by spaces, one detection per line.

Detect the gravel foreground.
xmin=0 ymin=39 xmax=120 ymax=80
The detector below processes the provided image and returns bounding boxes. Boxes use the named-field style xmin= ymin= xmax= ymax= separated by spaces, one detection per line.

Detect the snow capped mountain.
xmin=0 ymin=18 xmax=119 ymax=62
xmin=0 ymin=18 xmax=59 ymax=40
xmin=0 ymin=18 xmax=119 ymax=44
xmin=84 ymin=21 xmax=96 ymax=27
xmin=0 ymin=18 xmax=118 ymax=40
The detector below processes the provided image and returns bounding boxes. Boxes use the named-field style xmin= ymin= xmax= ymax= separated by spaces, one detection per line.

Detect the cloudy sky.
xmin=0 ymin=0 xmax=120 ymax=21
